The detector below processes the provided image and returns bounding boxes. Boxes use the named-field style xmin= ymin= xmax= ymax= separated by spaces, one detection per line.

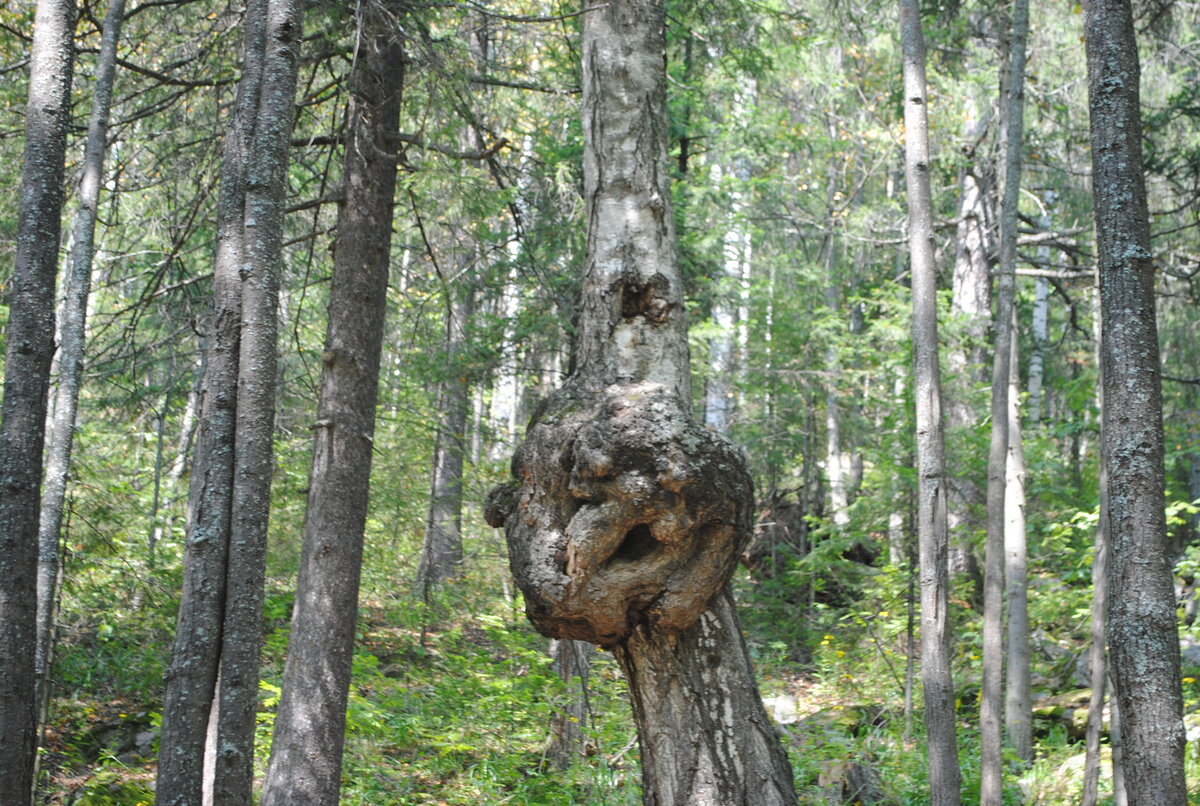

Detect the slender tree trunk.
xmin=1003 ymin=318 xmax=1031 ymax=762
xmin=34 ymin=0 xmax=125 ymax=759
xmin=899 ymin=2 xmax=961 ymax=802
xmin=1026 ymin=194 xmax=1054 ymax=424
xmin=1081 ymin=462 xmax=1110 ymax=806
xmin=415 ymin=277 xmax=475 ymax=598
xmin=945 ymin=79 xmax=992 ymax=602
xmin=546 ymin=639 xmax=593 ymax=770
xmin=981 ymin=0 xmax=1028 ymax=798
xmin=157 ymin=0 xmax=300 ymax=802
xmin=0 ymin=0 xmax=76 ymax=801
xmin=260 ymin=13 xmax=401 ymax=803
xmin=485 ymin=0 xmax=797 ymax=801
xmin=1084 ymin=2 xmax=1187 ymax=803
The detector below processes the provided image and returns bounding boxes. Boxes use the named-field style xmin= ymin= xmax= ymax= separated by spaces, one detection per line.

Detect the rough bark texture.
xmin=488 ymin=382 xmax=753 ymax=647
xmin=899 ymin=2 xmax=962 ymax=802
xmin=34 ymin=0 xmax=126 ymax=771
xmin=0 ymin=0 xmax=76 ymax=801
xmin=212 ymin=0 xmax=299 ymax=799
xmin=486 ymin=0 xmax=797 ymax=801
xmin=157 ymin=0 xmax=300 ymax=802
xmin=157 ymin=1 xmax=265 ymax=797
xmin=613 ymin=589 xmax=797 ymax=806
xmin=259 ymin=13 xmax=400 ymax=803
xmin=1084 ymin=2 xmax=1187 ymax=804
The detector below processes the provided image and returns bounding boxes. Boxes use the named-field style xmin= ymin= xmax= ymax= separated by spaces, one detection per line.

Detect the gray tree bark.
xmin=0 ymin=0 xmax=76 ymax=801
xmin=156 ymin=0 xmax=300 ymax=802
xmin=546 ymin=638 xmax=593 ymax=770
xmin=259 ymin=10 xmax=402 ymax=803
xmin=899 ymin=2 xmax=962 ymax=803
xmin=34 ymin=0 xmax=127 ymax=774
xmin=982 ymin=0 xmax=1029 ymax=797
xmin=415 ymin=274 xmax=475 ymax=598
xmin=1084 ymin=1 xmax=1187 ymax=803
xmin=1003 ymin=319 xmax=1031 ymax=763
xmin=485 ymin=0 xmax=797 ymax=801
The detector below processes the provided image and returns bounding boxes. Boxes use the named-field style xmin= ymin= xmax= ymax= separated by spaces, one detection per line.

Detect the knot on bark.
xmin=487 ymin=381 xmax=752 ymax=646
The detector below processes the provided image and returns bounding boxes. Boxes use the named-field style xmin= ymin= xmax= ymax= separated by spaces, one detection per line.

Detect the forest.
xmin=1 ymin=0 xmax=1199 ymax=802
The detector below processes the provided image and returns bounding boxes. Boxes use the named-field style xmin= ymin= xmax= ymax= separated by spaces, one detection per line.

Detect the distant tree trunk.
xmin=34 ymin=0 xmax=126 ymax=769
xmin=546 ymin=639 xmax=593 ymax=770
xmin=484 ymin=0 xmax=798 ymax=801
xmin=0 ymin=0 xmax=76 ymax=801
xmin=982 ymin=0 xmax=1028 ymax=797
xmin=1084 ymin=2 xmax=1187 ymax=803
xmin=156 ymin=1 xmax=300 ymax=802
xmin=1026 ymin=193 xmax=1054 ymax=424
xmin=1081 ymin=459 xmax=1110 ymax=806
xmin=1003 ymin=319 xmax=1031 ymax=762
xmin=259 ymin=13 xmax=401 ymax=804
xmin=899 ymin=2 xmax=962 ymax=803
xmin=415 ymin=275 xmax=475 ymax=598
xmin=945 ymin=77 xmax=992 ymax=603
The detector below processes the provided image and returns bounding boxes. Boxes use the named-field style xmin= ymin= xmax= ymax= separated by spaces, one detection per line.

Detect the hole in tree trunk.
xmin=612 ymin=523 xmax=660 ymax=563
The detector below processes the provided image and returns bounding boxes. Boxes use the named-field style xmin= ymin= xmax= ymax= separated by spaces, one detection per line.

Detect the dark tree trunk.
xmin=899 ymin=1 xmax=962 ymax=803
xmin=259 ymin=11 xmax=401 ymax=803
xmin=34 ymin=0 xmax=126 ymax=780
xmin=0 ymin=0 xmax=76 ymax=801
xmin=1084 ymin=2 xmax=1187 ymax=803
xmin=156 ymin=0 xmax=300 ymax=802
xmin=485 ymin=0 xmax=797 ymax=802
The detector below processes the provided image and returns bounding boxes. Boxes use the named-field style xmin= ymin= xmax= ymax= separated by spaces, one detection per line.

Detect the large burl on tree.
xmin=484 ymin=0 xmax=798 ymax=800
xmin=485 ymin=380 xmax=752 ymax=647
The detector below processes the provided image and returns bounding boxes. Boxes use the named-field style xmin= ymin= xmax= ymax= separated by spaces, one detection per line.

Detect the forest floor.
xmin=38 ymin=555 xmax=1200 ymax=805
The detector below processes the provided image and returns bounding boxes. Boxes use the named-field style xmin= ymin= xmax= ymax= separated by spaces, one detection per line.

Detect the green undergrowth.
xmin=41 ymin=518 xmax=1200 ymax=805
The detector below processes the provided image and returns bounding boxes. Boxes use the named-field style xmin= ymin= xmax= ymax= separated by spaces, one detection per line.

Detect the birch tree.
xmin=899 ymin=1 xmax=961 ymax=802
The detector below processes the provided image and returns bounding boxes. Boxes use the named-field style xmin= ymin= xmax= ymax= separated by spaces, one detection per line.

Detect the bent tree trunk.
xmin=485 ymin=0 xmax=797 ymax=802
xmin=1084 ymin=2 xmax=1187 ymax=803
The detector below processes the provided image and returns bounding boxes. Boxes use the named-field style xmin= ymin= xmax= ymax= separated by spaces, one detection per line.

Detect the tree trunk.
xmin=899 ymin=1 xmax=962 ymax=802
xmin=33 ymin=0 xmax=126 ymax=772
xmin=0 ymin=0 xmax=76 ymax=801
xmin=484 ymin=0 xmax=797 ymax=801
xmin=982 ymin=0 xmax=1028 ymax=798
xmin=945 ymin=77 xmax=992 ymax=603
xmin=546 ymin=639 xmax=593 ymax=770
xmin=1003 ymin=318 xmax=1031 ymax=762
xmin=156 ymin=1 xmax=300 ymax=802
xmin=1081 ymin=462 xmax=1110 ymax=806
xmin=259 ymin=12 xmax=401 ymax=803
xmin=1084 ymin=2 xmax=1187 ymax=803
xmin=415 ymin=276 xmax=475 ymax=598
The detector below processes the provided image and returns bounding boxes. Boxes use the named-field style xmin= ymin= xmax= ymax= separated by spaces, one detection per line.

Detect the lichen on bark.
xmin=486 ymin=381 xmax=752 ymax=647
